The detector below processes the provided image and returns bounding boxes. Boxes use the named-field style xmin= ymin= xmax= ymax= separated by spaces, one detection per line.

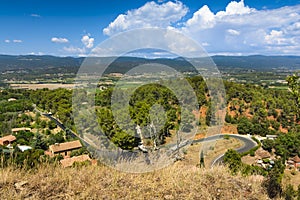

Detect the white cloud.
xmin=185 ymin=5 xmax=215 ymax=30
xmin=265 ymin=30 xmax=284 ymax=45
xmin=100 ymin=0 xmax=300 ymax=55
xmin=61 ymin=34 xmax=94 ymax=56
xmin=182 ymin=1 xmax=300 ymax=55
xmin=216 ymin=0 xmax=254 ymax=17
xmin=51 ymin=37 xmax=69 ymax=43
xmin=227 ymin=29 xmax=240 ymax=36
xmin=13 ymin=40 xmax=22 ymax=43
xmin=184 ymin=0 xmax=255 ymax=32
xmin=4 ymin=39 xmax=22 ymax=43
xmin=63 ymin=46 xmax=86 ymax=54
xmin=29 ymin=52 xmax=44 ymax=55
xmin=265 ymin=30 xmax=296 ymax=46
xmin=201 ymin=42 xmax=210 ymax=47
xmin=30 ymin=14 xmax=41 ymax=18
xmin=103 ymin=1 xmax=188 ymax=36
xmin=81 ymin=35 xmax=94 ymax=48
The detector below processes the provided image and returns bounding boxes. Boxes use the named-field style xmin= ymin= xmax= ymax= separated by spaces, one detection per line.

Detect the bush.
xmin=249 ymin=150 xmax=255 ymax=157
xmin=223 ymin=135 xmax=230 ymax=140
xmin=284 ymin=184 xmax=296 ymax=200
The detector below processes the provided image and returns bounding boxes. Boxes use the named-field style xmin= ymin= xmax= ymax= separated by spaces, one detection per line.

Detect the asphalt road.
xmin=193 ymin=134 xmax=257 ymax=167
xmin=44 ymin=113 xmax=92 ymax=146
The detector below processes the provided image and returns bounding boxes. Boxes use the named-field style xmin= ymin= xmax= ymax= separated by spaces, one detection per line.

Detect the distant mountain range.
xmin=0 ymin=55 xmax=300 ymax=73
xmin=0 ymin=55 xmax=83 ymax=72
xmin=213 ymin=55 xmax=300 ymax=70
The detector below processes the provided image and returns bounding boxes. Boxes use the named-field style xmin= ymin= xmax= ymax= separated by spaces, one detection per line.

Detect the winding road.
xmin=193 ymin=134 xmax=257 ymax=167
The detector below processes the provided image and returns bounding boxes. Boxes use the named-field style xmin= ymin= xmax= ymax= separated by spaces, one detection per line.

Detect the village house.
xmin=286 ymin=155 xmax=300 ymax=170
xmin=0 ymin=135 xmax=16 ymax=146
xmin=48 ymin=140 xmax=82 ymax=158
xmin=293 ymin=155 xmax=300 ymax=169
xmin=266 ymin=135 xmax=278 ymax=140
xmin=255 ymin=148 xmax=271 ymax=159
xmin=255 ymin=148 xmax=273 ymax=169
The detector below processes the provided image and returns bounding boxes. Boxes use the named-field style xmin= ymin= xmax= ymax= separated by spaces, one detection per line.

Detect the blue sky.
xmin=1 ymin=0 xmax=300 ymax=56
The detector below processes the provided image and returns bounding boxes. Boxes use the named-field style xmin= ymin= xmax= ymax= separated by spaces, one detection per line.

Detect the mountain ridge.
xmin=0 ymin=54 xmax=300 ymax=73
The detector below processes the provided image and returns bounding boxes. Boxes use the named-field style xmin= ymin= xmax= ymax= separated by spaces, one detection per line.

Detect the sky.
xmin=1 ymin=0 xmax=300 ymax=56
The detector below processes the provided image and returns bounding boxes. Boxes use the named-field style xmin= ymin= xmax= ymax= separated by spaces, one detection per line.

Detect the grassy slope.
xmin=0 ymin=163 xmax=270 ymax=200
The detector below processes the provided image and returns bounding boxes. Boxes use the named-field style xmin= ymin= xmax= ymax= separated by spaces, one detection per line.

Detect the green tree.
xmin=237 ymin=117 xmax=253 ymax=135
xmin=287 ymin=73 xmax=300 ymax=110
xmin=262 ymin=139 xmax=275 ymax=152
xmin=223 ymin=149 xmax=242 ymax=175
xmin=32 ymin=133 xmax=47 ymax=150
xmin=48 ymin=120 xmax=57 ymax=130
xmin=262 ymin=160 xmax=285 ymax=199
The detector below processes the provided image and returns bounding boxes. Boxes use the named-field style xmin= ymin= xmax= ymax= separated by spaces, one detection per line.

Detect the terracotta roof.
xmin=49 ymin=140 xmax=82 ymax=153
xmin=256 ymin=148 xmax=271 ymax=159
xmin=60 ymin=154 xmax=91 ymax=168
xmin=293 ymin=155 xmax=300 ymax=163
xmin=0 ymin=135 xmax=16 ymax=145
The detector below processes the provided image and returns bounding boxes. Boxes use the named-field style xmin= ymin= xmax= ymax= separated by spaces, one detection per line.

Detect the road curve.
xmin=193 ymin=134 xmax=257 ymax=167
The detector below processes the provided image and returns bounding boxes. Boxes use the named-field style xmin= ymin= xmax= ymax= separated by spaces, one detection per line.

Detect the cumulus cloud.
xmin=216 ymin=0 xmax=254 ymax=17
xmin=103 ymin=1 xmax=188 ymax=36
xmin=101 ymin=0 xmax=300 ymax=55
xmin=51 ymin=37 xmax=69 ymax=43
xmin=4 ymin=39 xmax=10 ymax=43
xmin=62 ymin=34 xmax=94 ymax=56
xmin=81 ymin=35 xmax=94 ymax=48
xmin=183 ymin=0 xmax=256 ymax=32
xmin=185 ymin=5 xmax=215 ymax=30
xmin=182 ymin=1 xmax=300 ymax=55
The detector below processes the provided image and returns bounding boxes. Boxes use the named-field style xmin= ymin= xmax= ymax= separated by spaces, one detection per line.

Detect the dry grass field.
xmin=183 ymin=137 xmax=242 ymax=168
xmin=10 ymin=83 xmax=75 ymax=90
xmin=0 ymin=161 xmax=270 ymax=200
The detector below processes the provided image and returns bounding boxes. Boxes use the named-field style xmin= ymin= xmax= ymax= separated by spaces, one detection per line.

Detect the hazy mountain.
xmin=213 ymin=55 xmax=300 ymax=70
xmin=0 ymin=55 xmax=83 ymax=72
xmin=0 ymin=54 xmax=300 ymax=73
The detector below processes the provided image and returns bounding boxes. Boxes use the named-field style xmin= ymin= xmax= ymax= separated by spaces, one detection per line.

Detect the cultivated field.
xmin=10 ymin=83 xmax=75 ymax=90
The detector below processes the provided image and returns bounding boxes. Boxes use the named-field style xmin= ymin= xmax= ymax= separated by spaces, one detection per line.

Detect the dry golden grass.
xmin=283 ymin=169 xmax=300 ymax=190
xmin=10 ymin=83 xmax=75 ymax=90
xmin=182 ymin=138 xmax=242 ymax=168
xmin=0 ymin=161 xmax=269 ymax=200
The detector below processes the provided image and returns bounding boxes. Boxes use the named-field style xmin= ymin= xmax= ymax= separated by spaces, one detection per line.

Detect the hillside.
xmin=0 ymin=163 xmax=268 ymax=199
xmin=0 ymin=64 xmax=299 ymax=199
